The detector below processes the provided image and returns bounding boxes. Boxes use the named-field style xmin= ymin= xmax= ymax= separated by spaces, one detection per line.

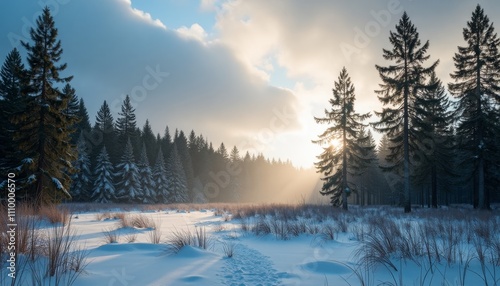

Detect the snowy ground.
xmin=2 ymin=204 xmax=500 ymax=285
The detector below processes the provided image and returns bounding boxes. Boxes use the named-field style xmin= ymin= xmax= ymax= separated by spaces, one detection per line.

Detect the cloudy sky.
xmin=1 ymin=0 xmax=499 ymax=167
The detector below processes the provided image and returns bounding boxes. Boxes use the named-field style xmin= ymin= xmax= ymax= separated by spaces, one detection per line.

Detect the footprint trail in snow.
xmin=219 ymin=243 xmax=282 ymax=286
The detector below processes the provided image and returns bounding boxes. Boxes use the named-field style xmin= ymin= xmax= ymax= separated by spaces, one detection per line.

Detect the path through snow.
xmin=218 ymin=242 xmax=282 ymax=286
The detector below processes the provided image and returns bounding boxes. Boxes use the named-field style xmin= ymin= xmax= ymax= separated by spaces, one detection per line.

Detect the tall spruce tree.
xmin=449 ymin=5 xmax=500 ymax=210
xmin=152 ymin=147 xmax=169 ymax=203
xmin=115 ymin=138 xmax=141 ymax=203
xmin=116 ymin=95 xmax=138 ymax=155
xmin=93 ymin=100 xmax=117 ymax=163
xmin=91 ymin=146 xmax=116 ymax=203
xmin=138 ymin=143 xmax=155 ymax=203
xmin=63 ymin=84 xmax=80 ymax=144
xmin=16 ymin=7 xmax=76 ymax=205
xmin=228 ymin=146 xmax=242 ymax=202
xmin=414 ymin=73 xmax=454 ymax=208
xmin=71 ymin=133 xmax=92 ymax=201
xmin=141 ymin=119 xmax=157 ymax=166
xmin=77 ymin=98 xmax=91 ymax=135
xmin=174 ymin=131 xmax=194 ymax=200
xmin=161 ymin=126 xmax=172 ymax=160
xmin=353 ymin=127 xmax=379 ymax=205
xmin=372 ymin=12 xmax=438 ymax=213
xmin=0 ymin=48 xmax=27 ymax=178
xmin=166 ymin=144 xmax=189 ymax=203
xmin=313 ymin=67 xmax=372 ymax=210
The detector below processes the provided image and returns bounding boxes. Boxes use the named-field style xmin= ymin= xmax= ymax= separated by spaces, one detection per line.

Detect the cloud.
xmin=0 ymin=0 xmax=300 ymax=153
xmin=2 ymin=0 xmax=499 ymax=167
xmin=214 ymin=0 xmax=500 ymax=110
xmin=210 ymin=0 xmax=500 ymax=166
xmin=200 ymin=0 xmax=220 ymax=12
xmin=176 ymin=23 xmax=207 ymax=42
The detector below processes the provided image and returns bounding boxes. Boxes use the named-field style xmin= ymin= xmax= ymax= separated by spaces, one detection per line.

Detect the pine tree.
xmin=115 ymin=138 xmax=141 ymax=203
xmin=372 ymin=12 xmax=438 ymax=213
xmin=0 ymin=48 xmax=27 ymax=177
xmin=449 ymin=5 xmax=500 ymax=210
xmin=63 ymin=84 xmax=80 ymax=144
xmin=353 ymin=128 xmax=379 ymax=205
xmin=93 ymin=100 xmax=117 ymax=163
xmin=174 ymin=131 xmax=194 ymax=200
xmin=166 ymin=144 xmax=189 ymax=203
xmin=16 ymin=7 xmax=76 ymax=205
xmin=77 ymin=98 xmax=91 ymax=135
xmin=230 ymin=146 xmax=241 ymax=162
xmin=71 ymin=133 xmax=92 ymax=201
xmin=138 ymin=143 xmax=156 ymax=203
xmin=152 ymin=147 xmax=169 ymax=203
xmin=228 ymin=146 xmax=242 ymax=202
xmin=141 ymin=119 xmax=156 ymax=166
xmin=91 ymin=146 xmax=116 ymax=203
xmin=217 ymin=143 xmax=229 ymax=160
xmin=413 ymin=73 xmax=454 ymax=208
xmin=313 ymin=67 xmax=372 ymax=210
xmin=161 ymin=126 xmax=172 ymax=159
xmin=377 ymin=134 xmax=403 ymax=205
xmin=116 ymin=95 xmax=138 ymax=155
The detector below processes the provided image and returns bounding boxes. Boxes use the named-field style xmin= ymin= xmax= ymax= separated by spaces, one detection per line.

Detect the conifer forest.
xmin=0 ymin=4 xmax=499 ymax=213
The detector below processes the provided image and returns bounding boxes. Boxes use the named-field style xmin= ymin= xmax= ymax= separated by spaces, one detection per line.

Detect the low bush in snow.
xmin=166 ymin=226 xmax=211 ymax=254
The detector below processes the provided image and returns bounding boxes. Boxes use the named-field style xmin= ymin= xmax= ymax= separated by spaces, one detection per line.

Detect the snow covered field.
xmin=2 ymin=204 xmax=500 ymax=285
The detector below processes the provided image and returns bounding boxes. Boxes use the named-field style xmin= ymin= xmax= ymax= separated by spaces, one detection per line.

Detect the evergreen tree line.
xmin=0 ymin=7 xmax=308 ymax=205
xmin=68 ymin=96 xmax=305 ymax=204
xmin=314 ymin=5 xmax=500 ymax=211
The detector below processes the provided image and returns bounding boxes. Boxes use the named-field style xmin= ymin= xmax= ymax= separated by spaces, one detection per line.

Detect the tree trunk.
xmin=403 ymin=57 xmax=411 ymax=213
xmin=431 ymin=165 xmax=437 ymax=208
xmin=478 ymin=157 xmax=486 ymax=209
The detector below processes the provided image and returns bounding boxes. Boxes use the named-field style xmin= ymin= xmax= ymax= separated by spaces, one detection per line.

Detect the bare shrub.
xmin=221 ymin=241 xmax=236 ymax=258
xmin=112 ymin=212 xmax=127 ymax=221
xmin=270 ymin=220 xmax=289 ymax=240
xmin=194 ymin=226 xmax=209 ymax=249
xmin=124 ymin=233 xmax=137 ymax=243
xmin=102 ymin=228 xmax=119 ymax=243
xmin=166 ymin=228 xmax=192 ymax=254
xmin=491 ymin=235 xmax=500 ymax=266
xmin=399 ymin=221 xmax=422 ymax=260
xmin=39 ymin=204 xmax=70 ymax=225
xmin=334 ymin=213 xmax=350 ymax=233
xmin=252 ymin=218 xmax=271 ymax=236
xmin=240 ymin=219 xmax=249 ymax=232
xmin=356 ymin=231 xmax=398 ymax=271
xmin=147 ymin=219 xmax=162 ymax=244
xmin=166 ymin=227 xmax=211 ymax=253
xmin=288 ymin=220 xmax=307 ymax=237
xmin=130 ymin=215 xmax=156 ymax=228
xmin=39 ymin=217 xmax=89 ymax=285
xmin=306 ymin=224 xmax=321 ymax=235
xmin=355 ymin=216 xmax=400 ymax=271
xmin=94 ymin=212 xmax=110 ymax=221
xmin=320 ymin=223 xmax=337 ymax=241
xmin=350 ymin=223 xmax=365 ymax=241
xmin=95 ymin=212 xmax=127 ymax=221
xmin=148 ymin=227 xmax=162 ymax=244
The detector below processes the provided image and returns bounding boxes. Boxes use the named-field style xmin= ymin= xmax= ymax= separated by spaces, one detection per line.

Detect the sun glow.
xmin=330 ymin=139 xmax=342 ymax=149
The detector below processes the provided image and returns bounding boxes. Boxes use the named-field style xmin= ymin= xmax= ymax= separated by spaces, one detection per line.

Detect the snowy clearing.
xmin=1 ymin=204 xmax=500 ymax=286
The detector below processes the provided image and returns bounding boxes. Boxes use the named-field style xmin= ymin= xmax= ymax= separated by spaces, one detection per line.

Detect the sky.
xmin=1 ymin=0 xmax=499 ymax=168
